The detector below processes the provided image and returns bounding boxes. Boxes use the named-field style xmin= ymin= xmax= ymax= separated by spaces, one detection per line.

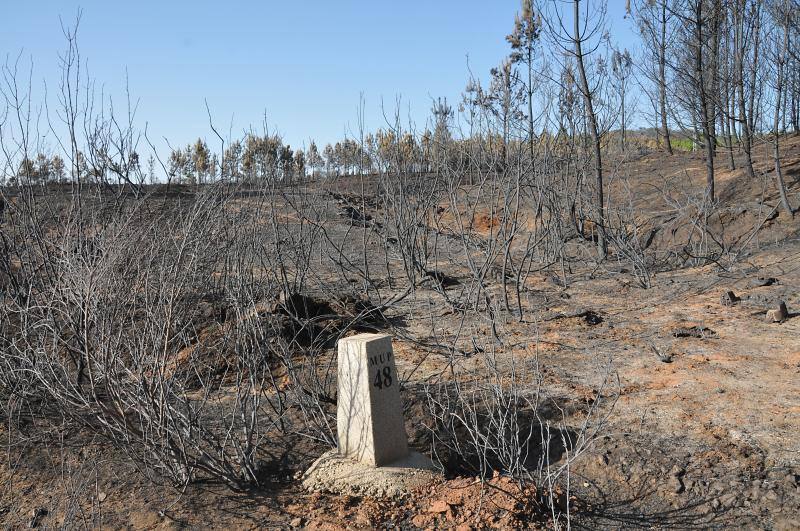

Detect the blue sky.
xmin=2 ymin=1 xmax=638 ymax=154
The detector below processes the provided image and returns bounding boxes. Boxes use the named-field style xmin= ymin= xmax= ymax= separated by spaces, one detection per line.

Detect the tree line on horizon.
xmin=4 ymin=0 xmax=799 ymax=216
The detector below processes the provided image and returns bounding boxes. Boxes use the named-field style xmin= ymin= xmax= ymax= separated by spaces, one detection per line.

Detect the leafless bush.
xmin=424 ymin=341 xmax=617 ymax=526
xmin=0 ymin=179 xmax=353 ymax=490
xmin=604 ymin=178 xmax=660 ymax=288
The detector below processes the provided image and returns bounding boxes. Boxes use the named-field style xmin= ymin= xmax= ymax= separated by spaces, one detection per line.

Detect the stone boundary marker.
xmin=303 ymin=333 xmax=437 ymax=497
xmin=337 ymin=333 xmax=409 ymax=466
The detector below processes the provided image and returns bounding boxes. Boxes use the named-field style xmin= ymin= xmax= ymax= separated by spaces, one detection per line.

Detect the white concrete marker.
xmin=337 ymin=333 xmax=409 ymax=466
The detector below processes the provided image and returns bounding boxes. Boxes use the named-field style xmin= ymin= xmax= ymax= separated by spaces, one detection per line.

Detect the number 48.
xmin=373 ymin=366 xmax=393 ymax=389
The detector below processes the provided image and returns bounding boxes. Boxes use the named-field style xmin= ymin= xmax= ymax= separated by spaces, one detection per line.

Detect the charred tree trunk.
xmin=694 ymin=1 xmax=716 ymax=201
xmin=659 ymin=0 xmax=673 ymax=154
xmin=735 ymin=0 xmax=755 ymax=179
xmin=573 ymin=0 xmax=607 ymax=258
xmin=773 ymin=0 xmax=795 ymax=217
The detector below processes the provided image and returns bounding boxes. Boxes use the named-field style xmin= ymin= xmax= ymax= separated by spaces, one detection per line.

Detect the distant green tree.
xmin=223 ymin=140 xmax=243 ymax=182
xmin=333 ymin=142 xmax=344 ymax=176
xmin=293 ymin=148 xmax=306 ymax=180
xmin=486 ymin=59 xmax=525 ymax=170
xmin=16 ymin=157 xmax=37 ymax=184
xmin=342 ymin=139 xmax=361 ymax=175
xmin=279 ymin=145 xmax=294 ymax=182
xmin=306 ymin=141 xmax=322 ymax=178
xmin=420 ymin=130 xmax=433 ymax=173
xmin=242 ymin=134 xmax=280 ymax=183
xmin=611 ymin=48 xmax=634 ymax=151
xmin=376 ymin=130 xmax=397 ymax=172
xmin=51 ymin=155 xmax=66 ymax=183
xmin=35 ymin=153 xmax=52 ymax=184
xmin=192 ymin=138 xmax=212 ymax=184
xmin=73 ymin=151 xmax=89 ymax=183
xmin=168 ymin=148 xmax=189 ymax=184
xmin=323 ymin=143 xmax=335 ymax=177
xmin=399 ymin=133 xmax=418 ymax=173
xmin=431 ymin=98 xmax=453 ymax=174
xmin=507 ymin=0 xmax=542 ymax=161
xmin=146 ymin=155 xmax=157 ymax=184
xmin=363 ymin=133 xmax=377 ymax=173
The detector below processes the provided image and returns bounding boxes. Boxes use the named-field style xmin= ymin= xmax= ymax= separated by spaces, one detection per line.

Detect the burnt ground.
xmin=2 ymin=138 xmax=800 ymax=529
xmin=523 ymin=244 xmax=800 ymax=529
xmin=387 ymin=237 xmax=800 ymax=529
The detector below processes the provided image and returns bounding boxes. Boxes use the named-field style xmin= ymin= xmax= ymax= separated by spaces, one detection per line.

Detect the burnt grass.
xmin=2 ymin=142 xmax=800 ymax=529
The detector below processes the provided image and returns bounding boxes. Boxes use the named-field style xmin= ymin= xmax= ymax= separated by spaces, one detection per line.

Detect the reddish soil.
xmin=2 ymin=137 xmax=800 ymax=529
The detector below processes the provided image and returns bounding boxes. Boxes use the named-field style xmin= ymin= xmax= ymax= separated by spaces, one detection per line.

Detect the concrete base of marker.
xmin=302 ymin=450 xmax=438 ymax=498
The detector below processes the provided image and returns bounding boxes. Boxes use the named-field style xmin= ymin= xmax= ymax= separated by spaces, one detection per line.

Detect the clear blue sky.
xmin=2 ymin=1 xmax=637 ymax=154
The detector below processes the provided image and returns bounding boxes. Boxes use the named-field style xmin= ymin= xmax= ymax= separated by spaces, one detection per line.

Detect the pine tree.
xmin=34 ymin=153 xmax=52 ymax=184
xmin=192 ymin=138 xmax=211 ymax=184
xmin=293 ymin=149 xmax=306 ymax=180
xmin=431 ymin=98 xmax=453 ymax=175
xmin=611 ymin=48 xmax=634 ymax=152
xmin=17 ymin=157 xmax=36 ymax=184
xmin=307 ymin=141 xmax=321 ymax=178
xmin=168 ymin=148 xmax=188 ymax=184
xmin=507 ymin=0 xmax=542 ymax=163
xmin=51 ymin=155 xmax=66 ymax=183
xmin=323 ymin=144 xmax=335 ymax=178
xmin=280 ymin=145 xmax=294 ymax=182
xmin=223 ymin=140 xmax=243 ymax=182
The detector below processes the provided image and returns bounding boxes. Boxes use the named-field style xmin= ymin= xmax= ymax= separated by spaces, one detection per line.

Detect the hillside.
xmin=1 ymin=135 xmax=799 ymax=530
